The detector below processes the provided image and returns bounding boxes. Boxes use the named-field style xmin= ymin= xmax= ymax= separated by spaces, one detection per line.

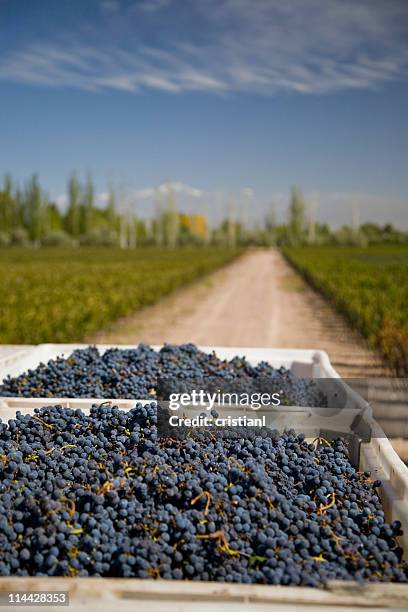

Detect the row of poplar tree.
xmin=0 ymin=173 xmax=123 ymax=246
xmin=2 ymin=173 xmax=393 ymax=248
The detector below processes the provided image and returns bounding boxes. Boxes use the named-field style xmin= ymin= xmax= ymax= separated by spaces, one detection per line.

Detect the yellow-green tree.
xmin=288 ymin=186 xmax=306 ymax=246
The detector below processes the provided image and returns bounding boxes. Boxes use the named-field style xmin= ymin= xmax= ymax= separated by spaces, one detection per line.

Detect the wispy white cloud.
xmin=1 ymin=0 xmax=407 ymax=95
xmin=136 ymin=0 xmax=173 ymax=13
xmin=100 ymin=0 xmax=120 ymax=15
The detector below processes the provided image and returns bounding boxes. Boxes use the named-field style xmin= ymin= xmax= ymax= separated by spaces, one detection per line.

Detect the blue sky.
xmin=0 ymin=0 xmax=408 ymax=226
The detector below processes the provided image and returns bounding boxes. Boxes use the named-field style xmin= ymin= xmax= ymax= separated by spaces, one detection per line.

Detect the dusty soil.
xmin=90 ymin=248 xmax=407 ymax=454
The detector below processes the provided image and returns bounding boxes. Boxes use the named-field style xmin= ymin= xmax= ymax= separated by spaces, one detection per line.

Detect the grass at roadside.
xmin=0 ymin=247 xmax=241 ymax=344
xmin=283 ymin=245 xmax=408 ymax=375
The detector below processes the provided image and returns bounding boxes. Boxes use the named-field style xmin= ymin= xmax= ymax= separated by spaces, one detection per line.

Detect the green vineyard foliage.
xmin=0 ymin=247 xmax=241 ymax=344
xmin=283 ymin=245 xmax=408 ymax=375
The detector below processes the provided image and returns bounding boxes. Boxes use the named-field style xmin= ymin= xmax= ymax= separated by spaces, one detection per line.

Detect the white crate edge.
xmin=0 ymin=345 xmax=35 ymax=369
xmin=0 ymin=576 xmax=407 ymax=609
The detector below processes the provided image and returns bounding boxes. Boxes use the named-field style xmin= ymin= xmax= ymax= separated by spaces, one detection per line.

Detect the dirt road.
xmin=92 ymin=248 xmax=384 ymax=375
xmin=91 ymin=248 xmax=407 ymax=444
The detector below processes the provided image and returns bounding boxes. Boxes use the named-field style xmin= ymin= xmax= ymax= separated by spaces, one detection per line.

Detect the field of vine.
xmin=283 ymin=245 xmax=408 ymax=375
xmin=0 ymin=247 xmax=240 ymax=344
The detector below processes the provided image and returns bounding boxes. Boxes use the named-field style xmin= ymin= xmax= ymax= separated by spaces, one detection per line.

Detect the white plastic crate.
xmin=0 ymin=398 xmax=407 ymax=609
xmin=0 ymin=344 xmax=369 ymax=416
xmin=0 ymin=343 xmax=339 ymax=377
xmin=0 ymin=344 xmax=34 ymax=368
xmin=0 ymin=344 xmax=405 ymax=608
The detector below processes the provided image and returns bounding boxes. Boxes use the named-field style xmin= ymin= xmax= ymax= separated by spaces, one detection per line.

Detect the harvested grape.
xmin=0 ymin=343 xmax=326 ymax=407
xmin=0 ymin=402 xmax=405 ymax=585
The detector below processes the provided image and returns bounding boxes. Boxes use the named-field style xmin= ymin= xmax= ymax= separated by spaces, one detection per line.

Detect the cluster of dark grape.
xmin=0 ymin=344 xmax=326 ymax=407
xmin=0 ymin=402 xmax=406 ymax=585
